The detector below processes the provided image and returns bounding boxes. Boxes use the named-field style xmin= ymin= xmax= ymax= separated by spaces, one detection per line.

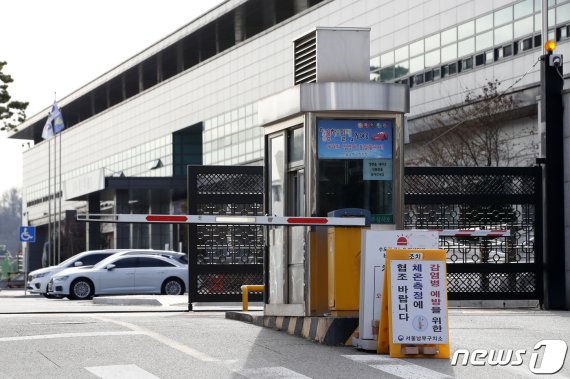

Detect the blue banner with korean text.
xmin=317 ymin=119 xmax=393 ymax=159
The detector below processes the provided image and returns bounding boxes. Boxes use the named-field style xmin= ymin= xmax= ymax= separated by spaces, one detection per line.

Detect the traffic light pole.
xmin=540 ymin=50 xmax=567 ymax=309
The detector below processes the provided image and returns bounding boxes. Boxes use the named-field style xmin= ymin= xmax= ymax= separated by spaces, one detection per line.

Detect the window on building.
xmin=395 ymin=46 xmax=409 ymax=62
xmin=380 ymin=66 xmax=395 ymax=81
xmin=514 ymin=16 xmax=534 ymax=38
xmin=381 ymin=51 xmax=395 ymax=67
xmin=414 ymin=73 xmax=424 ymax=85
xmin=495 ymin=24 xmax=514 ymax=45
xmin=460 ymin=57 xmax=473 ymax=71
xmin=557 ymin=25 xmax=568 ymax=41
xmin=475 ymin=53 xmax=486 ymax=66
xmin=410 ymin=40 xmax=424 ymax=56
xmin=458 ymin=21 xmax=475 ymax=39
xmin=441 ymin=28 xmax=457 ymax=45
xmin=515 ymin=0 xmax=533 ymax=19
xmin=425 ymin=34 xmax=440 ymax=51
xmin=458 ymin=38 xmax=475 ymax=57
xmin=557 ymin=3 xmax=570 ymax=24
xmin=494 ymin=47 xmax=503 ymax=61
xmin=173 ymin=122 xmax=203 ymax=176
xmin=476 ymin=30 xmax=494 ymax=51
xmin=395 ymin=61 xmax=409 ymax=78
xmin=433 ymin=68 xmax=441 ymax=81
xmin=441 ymin=44 xmax=458 ymax=62
xmin=534 ymin=34 xmax=542 ymax=48
xmin=476 ymin=14 xmax=493 ymax=33
xmin=448 ymin=62 xmax=457 ymax=75
xmin=495 ymin=7 xmax=513 ymax=26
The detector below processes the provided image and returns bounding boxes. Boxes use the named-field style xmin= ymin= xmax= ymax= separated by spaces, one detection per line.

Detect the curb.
xmin=226 ymin=312 xmax=358 ymax=346
xmin=226 ymin=311 xmax=264 ymax=326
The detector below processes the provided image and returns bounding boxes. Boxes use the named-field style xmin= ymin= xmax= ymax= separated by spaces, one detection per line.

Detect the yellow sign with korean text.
xmin=378 ymin=249 xmax=450 ymax=359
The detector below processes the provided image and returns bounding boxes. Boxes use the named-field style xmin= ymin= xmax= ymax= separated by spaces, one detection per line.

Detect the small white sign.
xmin=356 ymin=230 xmax=439 ymax=349
xmin=363 ymin=159 xmax=392 ymax=180
xmin=390 ymin=260 xmax=448 ymax=344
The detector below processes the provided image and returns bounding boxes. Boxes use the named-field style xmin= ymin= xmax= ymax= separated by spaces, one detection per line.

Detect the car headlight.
xmin=35 ymin=272 xmax=50 ymax=279
xmin=54 ymin=276 xmax=69 ymax=282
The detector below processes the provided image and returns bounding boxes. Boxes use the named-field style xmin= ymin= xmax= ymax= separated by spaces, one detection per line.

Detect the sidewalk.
xmin=0 ymin=288 xmax=263 ymax=313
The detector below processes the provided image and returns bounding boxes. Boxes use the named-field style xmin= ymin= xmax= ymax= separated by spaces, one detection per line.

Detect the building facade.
xmin=10 ymin=0 xmax=569 ymax=269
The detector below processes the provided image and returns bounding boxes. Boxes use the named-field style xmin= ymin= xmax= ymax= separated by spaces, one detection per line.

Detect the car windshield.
xmin=57 ymin=251 xmax=90 ymax=267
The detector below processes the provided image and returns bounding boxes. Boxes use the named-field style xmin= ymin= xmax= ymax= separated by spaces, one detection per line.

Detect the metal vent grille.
xmin=294 ymin=31 xmax=317 ymax=84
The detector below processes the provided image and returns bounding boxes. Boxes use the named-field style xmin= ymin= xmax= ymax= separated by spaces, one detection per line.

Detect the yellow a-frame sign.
xmin=377 ymin=249 xmax=450 ymax=359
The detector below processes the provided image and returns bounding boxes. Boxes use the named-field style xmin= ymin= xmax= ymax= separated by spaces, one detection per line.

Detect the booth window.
xmin=316 ymin=119 xmax=393 ymax=221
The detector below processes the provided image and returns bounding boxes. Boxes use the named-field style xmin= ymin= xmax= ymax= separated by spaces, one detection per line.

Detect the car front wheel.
xmin=162 ymin=278 xmax=185 ymax=295
xmin=69 ymin=278 xmax=94 ymax=300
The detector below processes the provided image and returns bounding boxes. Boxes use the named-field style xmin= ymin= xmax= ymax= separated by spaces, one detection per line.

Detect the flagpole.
xmin=47 ymin=137 xmax=51 ymax=267
xmin=58 ymin=130 xmax=62 ymax=264
xmin=53 ymin=122 xmax=57 ymax=266
xmin=43 ymin=98 xmax=65 ymax=266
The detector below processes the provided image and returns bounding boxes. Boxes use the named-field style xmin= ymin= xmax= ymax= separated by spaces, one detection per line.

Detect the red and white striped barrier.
xmin=77 ymin=213 xmax=367 ymax=227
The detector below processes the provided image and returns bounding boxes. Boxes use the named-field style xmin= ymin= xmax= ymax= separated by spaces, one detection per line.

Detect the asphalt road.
xmin=0 ymin=290 xmax=569 ymax=378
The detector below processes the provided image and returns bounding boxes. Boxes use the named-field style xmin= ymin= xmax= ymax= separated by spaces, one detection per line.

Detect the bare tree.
xmin=407 ymin=79 xmax=537 ymax=167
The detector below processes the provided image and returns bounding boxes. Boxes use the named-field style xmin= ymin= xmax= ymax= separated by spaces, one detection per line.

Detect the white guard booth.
xmin=259 ymin=27 xmax=410 ymax=317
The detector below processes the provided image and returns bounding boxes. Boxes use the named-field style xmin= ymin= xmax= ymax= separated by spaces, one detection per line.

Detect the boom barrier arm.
xmin=76 ymin=213 xmax=368 ymax=227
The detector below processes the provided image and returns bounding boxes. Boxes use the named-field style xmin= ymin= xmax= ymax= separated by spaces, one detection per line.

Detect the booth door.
xmin=288 ymin=169 xmax=305 ymax=304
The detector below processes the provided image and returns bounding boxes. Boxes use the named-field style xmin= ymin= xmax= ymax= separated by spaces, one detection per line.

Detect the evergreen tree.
xmin=0 ymin=61 xmax=28 ymax=132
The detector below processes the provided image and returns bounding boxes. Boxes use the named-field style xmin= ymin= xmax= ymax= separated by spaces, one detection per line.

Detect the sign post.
xmin=19 ymin=226 xmax=35 ymax=296
xmin=19 ymin=226 xmax=36 ymax=243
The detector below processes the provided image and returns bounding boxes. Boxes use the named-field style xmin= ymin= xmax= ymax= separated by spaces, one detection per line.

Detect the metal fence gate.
xmin=187 ymin=165 xmax=264 ymax=309
xmin=404 ymin=166 xmax=543 ymax=303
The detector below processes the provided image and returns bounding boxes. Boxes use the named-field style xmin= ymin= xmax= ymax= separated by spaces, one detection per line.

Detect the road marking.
xmin=91 ymin=316 xmax=219 ymax=362
xmin=0 ymin=331 xmax=143 ymax=342
xmin=30 ymin=321 xmax=95 ymax=325
xmin=86 ymin=364 xmax=159 ymax=379
xmin=237 ymin=367 xmax=311 ymax=378
xmin=343 ymin=354 xmax=452 ymax=379
xmin=370 ymin=364 xmax=452 ymax=379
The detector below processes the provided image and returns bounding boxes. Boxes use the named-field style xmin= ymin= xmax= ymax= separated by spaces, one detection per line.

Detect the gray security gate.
xmin=187 ymin=165 xmax=264 ymax=309
xmin=404 ymin=166 xmax=543 ymax=303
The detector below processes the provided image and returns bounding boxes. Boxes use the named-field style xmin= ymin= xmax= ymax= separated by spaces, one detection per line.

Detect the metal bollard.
xmin=241 ymin=284 xmax=264 ymax=311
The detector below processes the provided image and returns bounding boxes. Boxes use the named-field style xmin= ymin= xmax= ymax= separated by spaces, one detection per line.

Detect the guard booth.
xmin=260 ymin=27 xmax=409 ymax=317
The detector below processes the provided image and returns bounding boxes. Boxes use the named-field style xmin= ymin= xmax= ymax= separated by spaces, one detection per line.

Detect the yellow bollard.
xmin=241 ymin=285 xmax=265 ymax=311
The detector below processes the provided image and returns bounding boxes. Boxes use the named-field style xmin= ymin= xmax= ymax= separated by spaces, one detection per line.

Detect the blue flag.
xmin=51 ymin=102 xmax=65 ymax=134
xmin=41 ymin=115 xmax=54 ymax=139
xmin=41 ymin=101 xmax=65 ymax=140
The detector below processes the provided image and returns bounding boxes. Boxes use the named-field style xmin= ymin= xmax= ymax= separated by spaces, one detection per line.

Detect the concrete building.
xmin=10 ymin=0 xmax=568 ymax=270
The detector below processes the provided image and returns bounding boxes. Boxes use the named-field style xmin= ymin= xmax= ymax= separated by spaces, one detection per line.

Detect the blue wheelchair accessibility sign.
xmin=19 ymin=226 xmax=36 ymax=243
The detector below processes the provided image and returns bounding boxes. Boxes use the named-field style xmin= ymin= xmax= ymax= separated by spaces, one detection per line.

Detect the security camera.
xmin=549 ymin=54 xmax=563 ymax=67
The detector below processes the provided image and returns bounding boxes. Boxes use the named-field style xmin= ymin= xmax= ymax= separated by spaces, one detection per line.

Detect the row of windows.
xmin=371 ymin=0 xmax=570 ymax=82
xmin=26 ymin=136 xmax=172 ymax=205
xmin=395 ymin=34 xmax=544 ymax=88
xmin=203 ymin=102 xmax=263 ymax=165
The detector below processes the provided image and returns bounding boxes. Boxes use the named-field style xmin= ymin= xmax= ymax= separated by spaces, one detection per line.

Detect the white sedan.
xmin=49 ymin=254 xmax=188 ymax=300
xmin=27 ymin=249 xmax=125 ymax=297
